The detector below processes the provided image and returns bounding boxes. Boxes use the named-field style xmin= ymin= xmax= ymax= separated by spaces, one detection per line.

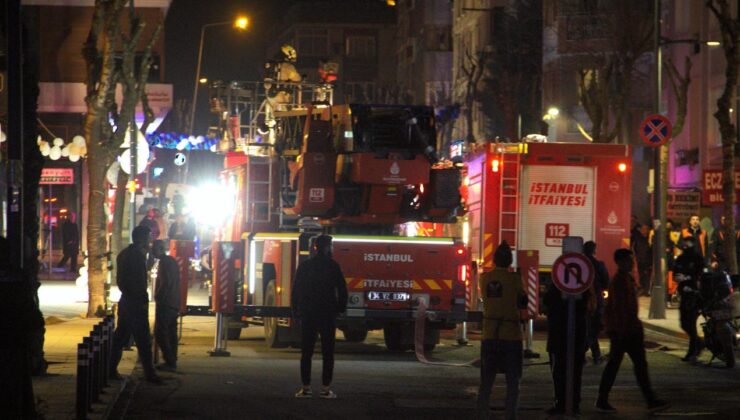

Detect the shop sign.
xmin=40 ymin=168 xmax=74 ymax=185
xmin=666 ymin=189 xmax=700 ymax=221
xmin=702 ymin=170 xmax=740 ymax=205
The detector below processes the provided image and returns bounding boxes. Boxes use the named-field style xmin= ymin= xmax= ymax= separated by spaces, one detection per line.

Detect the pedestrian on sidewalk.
xmin=477 ymin=241 xmax=527 ymax=420
xmin=56 ymin=211 xmax=79 ymax=273
xmin=152 ymin=240 xmax=180 ymax=372
xmin=595 ymin=249 xmax=668 ymax=413
xmin=681 ymin=214 xmax=708 ymax=264
xmin=292 ymin=235 xmax=348 ymax=399
xmin=673 ymin=236 xmax=705 ymax=362
xmin=583 ymin=241 xmax=609 ymax=364
xmin=110 ymin=226 xmax=162 ymax=384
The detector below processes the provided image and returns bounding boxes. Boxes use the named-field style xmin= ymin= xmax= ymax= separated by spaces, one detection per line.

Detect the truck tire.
xmin=342 ymin=328 xmax=368 ymax=343
xmin=264 ymin=280 xmax=289 ymax=348
xmin=383 ymin=324 xmax=403 ymax=351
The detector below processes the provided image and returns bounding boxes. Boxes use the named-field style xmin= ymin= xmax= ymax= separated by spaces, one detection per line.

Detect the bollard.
xmin=82 ymin=337 xmax=93 ymax=411
xmin=102 ymin=316 xmax=112 ymax=384
xmin=76 ymin=342 xmax=89 ymax=420
xmin=90 ymin=328 xmax=102 ymax=402
xmin=94 ymin=324 xmax=107 ymax=391
xmin=105 ymin=315 xmax=115 ymax=380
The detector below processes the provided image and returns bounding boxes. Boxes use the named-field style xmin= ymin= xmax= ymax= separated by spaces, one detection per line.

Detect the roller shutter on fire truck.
xmin=519 ymin=165 xmax=595 ymax=267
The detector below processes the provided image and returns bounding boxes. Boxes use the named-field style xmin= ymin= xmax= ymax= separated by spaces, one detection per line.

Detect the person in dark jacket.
xmin=56 ymin=212 xmax=79 ymax=272
xmin=152 ymin=240 xmax=180 ymax=372
xmin=292 ymin=235 xmax=348 ymax=399
xmin=544 ymin=259 xmax=594 ymax=416
xmin=110 ymin=226 xmax=161 ymax=384
xmin=584 ymin=241 xmax=609 ymax=364
xmin=673 ymin=236 xmax=705 ymax=362
xmin=710 ymin=216 xmax=731 ymax=271
xmin=596 ymin=249 xmax=667 ymax=413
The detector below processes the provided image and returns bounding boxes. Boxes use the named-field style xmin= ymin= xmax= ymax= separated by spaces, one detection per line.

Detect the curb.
xmin=642 ymin=321 xmax=689 ymax=341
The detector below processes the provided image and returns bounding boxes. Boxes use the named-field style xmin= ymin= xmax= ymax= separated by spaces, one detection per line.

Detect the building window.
xmin=297 ymin=28 xmax=329 ymax=57
xmin=346 ymin=36 xmax=376 ymax=59
xmin=344 ymin=82 xmax=376 ymax=103
xmin=425 ymin=26 xmax=452 ymax=51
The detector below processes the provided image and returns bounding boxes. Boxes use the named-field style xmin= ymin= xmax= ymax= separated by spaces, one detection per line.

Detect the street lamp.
xmin=188 ymin=16 xmax=249 ymax=135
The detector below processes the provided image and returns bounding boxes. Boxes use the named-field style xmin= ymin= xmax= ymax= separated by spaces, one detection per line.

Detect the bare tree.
xmin=664 ymin=56 xmax=692 ymax=137
xmin=82 ymin=0 xmax=161 ymax=316
xmin=707 ymin=0 xmax=739 ymax=274
xmin=460 ymin=43 xmax=491 ymax=143
xmin=570 ymin=0 xmax=654 ymax=143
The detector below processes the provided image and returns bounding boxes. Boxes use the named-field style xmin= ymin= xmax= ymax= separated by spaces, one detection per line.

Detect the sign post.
xmin=640 ymin=113 xmax=673 ymax=320
xmin=552 ymin=252 xmax=594 ymax=417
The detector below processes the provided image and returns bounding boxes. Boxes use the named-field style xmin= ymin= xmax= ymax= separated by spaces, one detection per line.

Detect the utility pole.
xmin=6 ymin=0 xmax=24 ymax=274
xmin=129 ymin=119 xmax=137 ymax=241
xmin=649 ymin=0 xmax=667 ymax=319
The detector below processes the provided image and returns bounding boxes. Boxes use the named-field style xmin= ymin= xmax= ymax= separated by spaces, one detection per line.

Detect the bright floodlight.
xmin=706 ymin=41 xmax=721 ymax=47
xmin=547 ymin=107 xmax=560 ymax=118
xmin=234 ymin=16 xmax=249 ymax=30
xmin=188 ymin=182 xmax=236 ymax=228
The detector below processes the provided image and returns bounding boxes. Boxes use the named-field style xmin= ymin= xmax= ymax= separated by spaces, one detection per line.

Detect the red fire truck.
xmin=198 ymin=77 xmax=468 ymax=351
xmin=463 ymin=141 xmax=632 ymax=306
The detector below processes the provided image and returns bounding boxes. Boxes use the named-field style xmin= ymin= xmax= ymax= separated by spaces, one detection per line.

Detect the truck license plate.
xmin=367 ymin=291 xmax=410 ymax=302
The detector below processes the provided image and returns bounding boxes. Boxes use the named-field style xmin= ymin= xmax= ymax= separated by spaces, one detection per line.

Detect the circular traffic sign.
xmin=640 ymin=114 xmax=672 ymax=148
xmin=552 ymin=252 xmax=594 ymax=294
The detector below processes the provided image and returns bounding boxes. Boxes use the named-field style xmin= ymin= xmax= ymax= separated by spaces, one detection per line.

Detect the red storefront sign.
xmin=701 ymin=170 xmax=740 ymax=205
xmin=40 ymin=168 xmax=74 ymax=185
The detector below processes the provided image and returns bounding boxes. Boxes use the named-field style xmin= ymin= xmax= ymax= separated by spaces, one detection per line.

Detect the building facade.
xmin=22 ymin=0 xmax=172 ymax=256
xmin=267 ymin=0 xmax=396 ymax=105
xmin=452 ymin=0 xmax=542 ymax=145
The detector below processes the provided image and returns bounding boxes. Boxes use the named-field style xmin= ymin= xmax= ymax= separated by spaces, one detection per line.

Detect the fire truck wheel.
xmin=264 ymin=280 xmax=289 ymax=348
xmin=383 ymin=325 xmax=403 ymax=351
xmin=342 ymin=328 xmax=368 ymax=343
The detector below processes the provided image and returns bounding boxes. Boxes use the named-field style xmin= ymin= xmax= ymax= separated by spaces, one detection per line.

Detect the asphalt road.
xmin=107 ymin=316 xmax=740 ymax=420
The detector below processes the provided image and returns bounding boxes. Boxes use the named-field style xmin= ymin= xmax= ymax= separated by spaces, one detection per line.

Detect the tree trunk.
xmin=110 ymin=170 xmax=129 ymax=285
xmin=707 ymin=0 xmax=738 ymax=275
xmin=84 ymin=117 xmax=109 ymax=317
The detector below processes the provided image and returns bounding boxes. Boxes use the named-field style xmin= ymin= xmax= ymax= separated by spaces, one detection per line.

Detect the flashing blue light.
xmin=152 ymin=167 xmax=164 ymax=178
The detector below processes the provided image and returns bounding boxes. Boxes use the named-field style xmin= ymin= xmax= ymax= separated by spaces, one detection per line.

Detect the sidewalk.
xmin=30 ymin=289 xmax=690 ymax=419
xmin=638 ymin=296 xmax=689 ymax=340
xmin=33 ymin=315 xmax=137 ymax=420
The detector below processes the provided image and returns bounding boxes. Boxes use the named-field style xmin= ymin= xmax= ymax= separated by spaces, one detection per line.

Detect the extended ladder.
xmin=498 ymin=151 xmax=521 ymax=253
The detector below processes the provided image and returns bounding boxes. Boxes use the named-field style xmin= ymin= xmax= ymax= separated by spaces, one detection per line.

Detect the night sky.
xmin=164 ymin=0 xmax=296 ymax=131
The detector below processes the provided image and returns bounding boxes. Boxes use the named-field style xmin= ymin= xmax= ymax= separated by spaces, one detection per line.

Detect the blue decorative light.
xmin=146 ymin=132 xmax=220 ymax=151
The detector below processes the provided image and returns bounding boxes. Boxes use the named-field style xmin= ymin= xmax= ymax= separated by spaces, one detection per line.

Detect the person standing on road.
xmin=56 ymin=212 xmax=79 ymax=273
xmin=292 ymin=235 xmax=348 ymax=399
xmin=152 ymin=240 xmax=180 ymax=372
xmin=544 ymin=254 xmax=595 ymax=416
xmin=110 ymin=226 xmax=162 ymax=384
xmin=477 ymin=241 xmax=527 ymax=420
xmin=583 ymin=241 xmax=609 ymax=365
xmin=673 ymin=236 xmax=705 ymax=362
xmin=595 ymin=249 xmax=668 ymax=413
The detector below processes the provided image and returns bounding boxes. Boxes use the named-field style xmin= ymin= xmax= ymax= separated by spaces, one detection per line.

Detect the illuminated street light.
xmin=188 ymin=16 xmax=250 ymax=135
xmin=199 ymin=77 xmax=208 ymax=84
xmin=705 ymin=40 xmax=721 ymax=47
xmin=547 ymin=107 xmax=560 ymax=118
